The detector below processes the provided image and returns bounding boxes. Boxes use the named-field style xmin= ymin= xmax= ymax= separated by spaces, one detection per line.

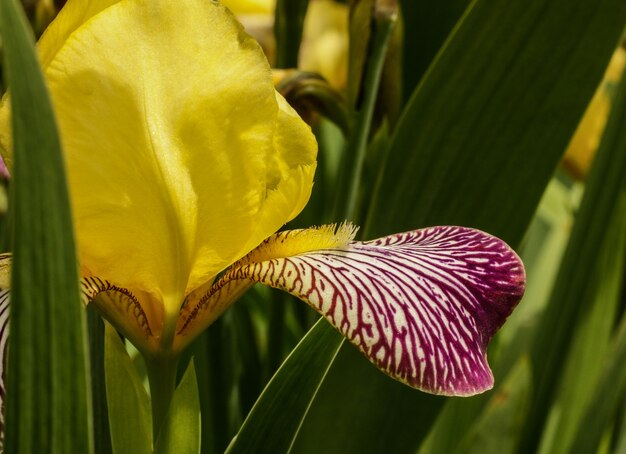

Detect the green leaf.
xmin=335 ymin=8 xmax=397 ymax=222
xmin=346 ymin=0 xmax=373 ymax=109
xmin=520 ymin=50 xmax=626 ymax=452
xmin=87 ymin=306 xmax=113 ymax=454
xmin=0 ymin=0 xmax=92 ymax=451
xmin=536 ymin=189 xmax=626 ymax=454
xmin=274 ymin=0 xmax=309 ymax=68
xmin=226 ymin=319 xmax=342 ymax=454
xmin=202 ymin=313 xmax=239 ymax=453
xmin=398 ymin=0 xmax=471 ymax=102
xmin=297 ymin=0 xmax=626 ymax=451
xmin=104 ymin=323 xmax=152 ymax=454
xmin=453 ymin=357 xmax=532 ymax=454
xmin=367 ymin=1 xmax=626 ymax=243
xmin=569 ymin=310 xmax=626 ymax=454
xmin=291 ymin=343 xmax=445 ymax=454
xmin=614 ymin=394 xmax=626 ymax=454
xmin=155 ymin=361 xmax=201 ymax=454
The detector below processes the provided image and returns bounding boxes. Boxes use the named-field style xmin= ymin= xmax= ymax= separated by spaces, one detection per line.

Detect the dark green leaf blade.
xmin=398 ymin=0 xmax=471 ymax=102
xmin=274 ymin=0 xmax=309 ymax=68
xmin=87 ymin=306 xmax=113 ymax=454
xmin=0 ymin=0 xmax=93 ymax=451
xmin=297 ymin=0 xmax=626 ymax=451
xmin=226 ymin=319 xmax=342 ymax=454
xmin=155 ymin=361 xmax=201 ymax=454
xmin=536 ymin=187 xmax=626 ymax=454
xmin=368 ymin=0 xmax=626 ymax=243
xmin=520 ymin=52 xmax=626 ymax=453
xmin=570 ymin=309 xmax=626 ymax=454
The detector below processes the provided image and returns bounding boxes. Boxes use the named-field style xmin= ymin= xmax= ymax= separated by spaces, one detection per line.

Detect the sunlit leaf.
xmin=521 ymin=64 xmax=626 ymax=451
xmin=536 ymin=190 xmax=626 ymax=454
xmin=298 ymin=0 xmax=626 ymax=451
xmin=570 ymin=310 xmax=626 ymax=453
xmin=104 ymin=324 xmax=152 ymax=454
xmin=155 ymin=361 xmax=201 ymax=454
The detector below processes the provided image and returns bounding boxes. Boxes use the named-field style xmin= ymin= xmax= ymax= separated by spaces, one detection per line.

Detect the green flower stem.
xmin=335 ymin=11 xmax=397 ymax=223
xmin=145 ymin=354 xmax=180 ymax=444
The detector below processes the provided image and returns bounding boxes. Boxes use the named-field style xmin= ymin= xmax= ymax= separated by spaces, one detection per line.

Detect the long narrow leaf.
xmin=570 ymin=308 xmax=626 ymax=454
xmin=521 ymin=64 xmax=626 ymax=451
xmin=87 ymin=306 xmax=113 ymax=454
xmin=226 ymin=319 xmax=342 ymax=454
xmin=296 ymin=0 xmax=626 ymax=451
xmin=104 ymin=324 xmax=152 ymax=454
xmin=0 ymin=0 xmax=92 ymax=451
xmin=537 ymin=189 xmax=626 ymax=454
xmin=274 ymin=0 xmax=309 ymax=68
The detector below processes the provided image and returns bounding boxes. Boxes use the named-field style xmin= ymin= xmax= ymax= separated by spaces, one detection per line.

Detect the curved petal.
xmin=38 ymin=0 xmax=122 ymax=70
xmin=0 ymin=254 xmax=159 ymax=354
xmin=177 ymin=225 xmax=525 ymax=395
xmin=81 ymin=276 xmax=161 ymax=353
xmin=0 ymin=254 xmax=11 ymax=446
xmin=0 ymin=289 xmax=8 ymax=449
xmin=40 ymin=0 xmax=316 ymax=313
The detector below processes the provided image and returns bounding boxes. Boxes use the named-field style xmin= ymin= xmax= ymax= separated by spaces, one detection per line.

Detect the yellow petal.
xmin=38 ymin=0 xmax=122 ymax=70
xmin=44 ymin=0 xmax=316 ymax=315
xmin=221 ymin=0 xmax=275 ymax=15
xmin=0 ymin=0 xmax=121 ymax=164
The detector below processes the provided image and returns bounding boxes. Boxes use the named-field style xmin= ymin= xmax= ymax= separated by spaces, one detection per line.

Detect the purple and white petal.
xmin=184 ymin=226 xmax=525 ymax=396
xmin=0 ymin=253 xmax=10 ymax=449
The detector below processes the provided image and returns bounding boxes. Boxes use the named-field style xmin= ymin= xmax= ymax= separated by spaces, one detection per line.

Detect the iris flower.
xmin=0 ymin=0 xmax=525 ymax=430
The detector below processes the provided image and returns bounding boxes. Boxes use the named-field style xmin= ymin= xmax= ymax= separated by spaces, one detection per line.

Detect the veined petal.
xmin=0 ymin=254 xmax=159 ymax=354
xmin=32 ymin=0 xmax=316 ymax=314
xmin=177 ymin=225 xmax=525 ymax=395
xmin=81 ymin=276 xmax=160 ymax=353
xmin=0 ymin=254 xmax=9 ymax=447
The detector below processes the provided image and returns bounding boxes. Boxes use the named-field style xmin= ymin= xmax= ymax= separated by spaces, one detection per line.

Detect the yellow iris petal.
xmin=36 ymin=0 xmax=315 ymax=314
xmin=38 ymin=0 xmax=122 ymax=69
xmin=221 ymin=0 xmax=275 ymax=15
xmin=0 ymin=0 xmax=121 ymax=160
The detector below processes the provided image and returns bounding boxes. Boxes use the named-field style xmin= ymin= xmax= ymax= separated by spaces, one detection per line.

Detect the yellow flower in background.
xmin=0 ymin=0 xmax=524 ymax=399
xmin=221 ymin=0 xmax=274 ymax=15
xmin=562 ymin=44 xmax=626 ymax=179
xmin=220 ymin=0 xmax=276 ymax=59
xmin=222 ymin=0 xmax=348 ymax=89
xmin=299 ymin=0 xmax=348 ymax=89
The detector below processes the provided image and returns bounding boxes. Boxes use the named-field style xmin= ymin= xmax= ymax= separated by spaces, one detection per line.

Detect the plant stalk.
xmin=334 ymin=11 xmax=396 ymax=223
xmin=145 ymin=354 xmax=179 ymax=444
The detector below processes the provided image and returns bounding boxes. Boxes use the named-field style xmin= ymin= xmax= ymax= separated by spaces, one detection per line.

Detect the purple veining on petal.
xmin=0 ymin=156 xmax=9 ymax=180
xmin=80 ymin=276 xmax=153 ymax=336
xmin=227 ymin=226 xmax=525 ymax=396
xmin=0 ymin=289 xmax=9 ymax=446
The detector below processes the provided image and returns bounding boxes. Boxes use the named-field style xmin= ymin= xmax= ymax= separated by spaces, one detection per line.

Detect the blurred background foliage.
xmin=1 ymin=0 xmax=626 ymax=453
